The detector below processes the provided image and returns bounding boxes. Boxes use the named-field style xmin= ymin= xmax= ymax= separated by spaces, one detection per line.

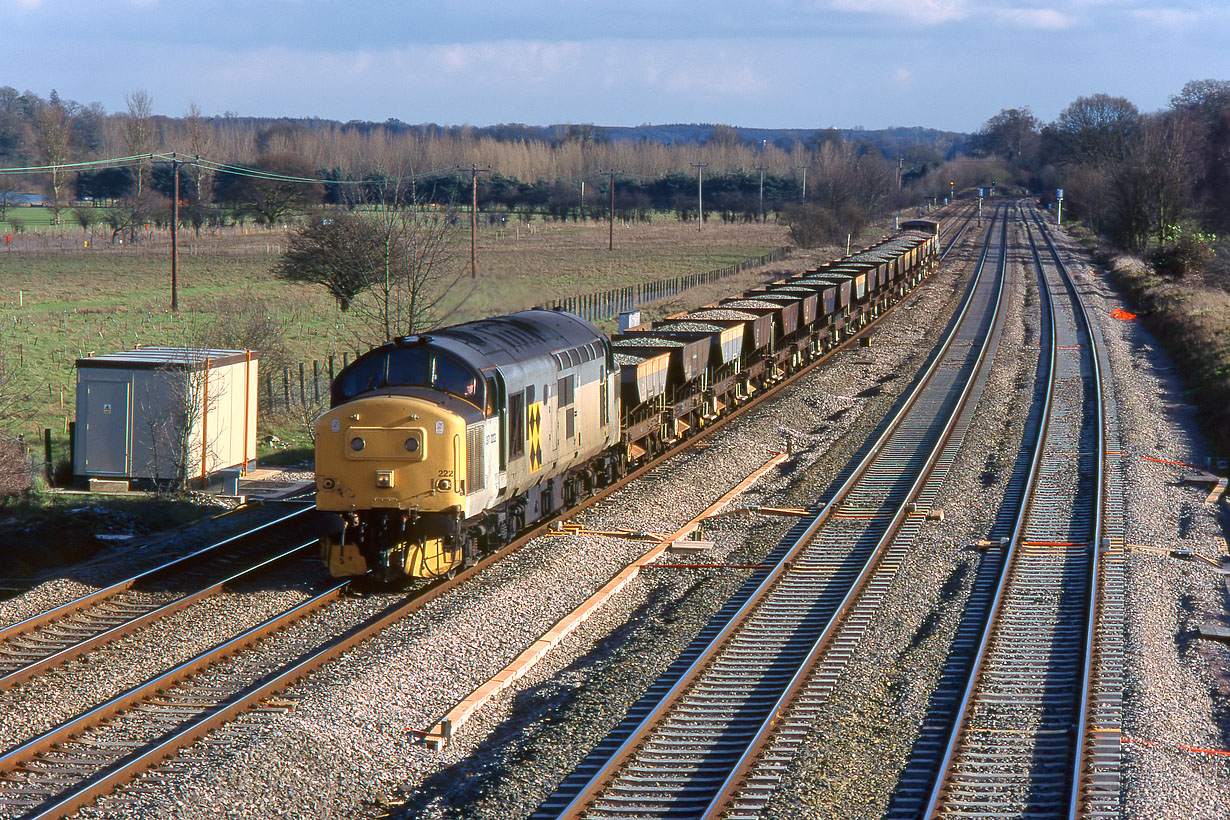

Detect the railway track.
xmin=884 ymin=206 xmax=1123 ymax=819
xmin=530 ymin=205 xmax=1009 ymax=819
xmin=0 ymin=503 xmax=316 ymax=692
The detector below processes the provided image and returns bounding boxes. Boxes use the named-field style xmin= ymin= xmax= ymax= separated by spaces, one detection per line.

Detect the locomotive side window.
xmin=432 ymin=353 xmax=482 ymax=403
xmin=509 ymin=391 xmax=525 ymax=459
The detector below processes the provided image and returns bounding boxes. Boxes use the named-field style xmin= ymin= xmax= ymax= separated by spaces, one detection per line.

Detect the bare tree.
xmin=1106 ymin=114 xmax=1197 ymax=251
xmin=274 ymin=211 xmax=387 ymax=310
xmin=0 ymin=346 xmax=31 ymax=499
xmin=31 ymin=98 xmax=72 ymax=224
xmin=972 ymin=107 xmax=1041 ymax=166
xmin=137 ymin=352 xmax=222 ymax=492
xmin=0 ymin=434 xmax=31 ymax=499
xmin=183 ymin=102 xmax=215 ymax=232
xmin=123 ymin=90 xmax=154 ymax=196
xmin=274 ymin=182 xmax=469 ymax=344
xmin=1046 ymin=93 xmax=1140 ymax=167
xmin=233 ymin=152 xmax=322 ymax=225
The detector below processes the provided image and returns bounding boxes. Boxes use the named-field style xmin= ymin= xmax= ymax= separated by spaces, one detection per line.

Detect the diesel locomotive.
xmin=314 ymin=222 xmax=939 ymax=581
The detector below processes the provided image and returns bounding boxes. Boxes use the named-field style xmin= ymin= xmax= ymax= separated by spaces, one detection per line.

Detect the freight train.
xmin=313 ymin=221 xmax=940 ymax=581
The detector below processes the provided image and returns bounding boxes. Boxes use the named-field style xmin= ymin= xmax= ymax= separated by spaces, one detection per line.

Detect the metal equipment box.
xmin=74 ymin=346 xmax=259 ymax=487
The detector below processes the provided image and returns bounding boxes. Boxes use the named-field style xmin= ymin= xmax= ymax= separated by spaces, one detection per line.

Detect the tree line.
xmin=0 ymin=86 xmax=968 ymax=243
xmin=968 ymin=80 xmax=1229 ymax=282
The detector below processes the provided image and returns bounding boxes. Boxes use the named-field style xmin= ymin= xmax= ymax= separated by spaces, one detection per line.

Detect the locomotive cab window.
xmin=335 ymin=347 xmax=485 ymax=407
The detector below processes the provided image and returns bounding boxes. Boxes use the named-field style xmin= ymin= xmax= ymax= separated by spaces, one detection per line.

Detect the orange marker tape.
xmin=1141 ymin=456 xmax=1205 ymax=470
xmin=1121 ymin=734 xmax=1230 ymax=758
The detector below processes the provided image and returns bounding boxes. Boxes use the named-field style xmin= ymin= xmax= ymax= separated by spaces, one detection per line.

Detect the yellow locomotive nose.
xmin=315 ymin=396 xmax=465 ymax=512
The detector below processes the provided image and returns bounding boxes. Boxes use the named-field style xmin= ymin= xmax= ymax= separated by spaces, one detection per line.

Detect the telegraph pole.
xmin=795 ymin=165 xmax=808 ymax=203
xmin=599 ymin=169 xmax=618 ymax=250
xmin=170 ymin=152 xmax=179 ymax=312
xmin=463 ymin=164 xmax=491 ymax=278
xmin=755 ymin=166 xmax=767 ymax=222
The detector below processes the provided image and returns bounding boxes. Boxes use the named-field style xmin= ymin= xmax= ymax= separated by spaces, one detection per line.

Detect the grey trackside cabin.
xmin=73 ymin=346 xmax=259 ymax=489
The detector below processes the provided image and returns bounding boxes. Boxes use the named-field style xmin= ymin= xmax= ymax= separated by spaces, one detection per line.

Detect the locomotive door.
xmin=484 ymin=369 xmax=509 ymax=491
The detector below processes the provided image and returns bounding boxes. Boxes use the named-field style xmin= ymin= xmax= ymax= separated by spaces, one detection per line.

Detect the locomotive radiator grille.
xmin=466 ymin=423 xmax=485 ymax=493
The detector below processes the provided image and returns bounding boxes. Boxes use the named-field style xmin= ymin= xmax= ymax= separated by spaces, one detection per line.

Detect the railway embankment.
xmin=1097 ymin=248 xmax=1230 ymax=457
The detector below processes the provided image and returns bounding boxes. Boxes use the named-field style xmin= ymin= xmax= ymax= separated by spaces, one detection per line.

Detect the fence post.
xmin=313 ymin=360 xmax=321 ymax=404
xmin=299 ymin=362 xmax=307 ymax=408
xmin=283 ymin=368 xmax=291 ymax=409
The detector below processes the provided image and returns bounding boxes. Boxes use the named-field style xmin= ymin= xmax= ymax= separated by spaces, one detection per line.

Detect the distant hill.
xmin=598 ymin=123 xmax=967 ymax=153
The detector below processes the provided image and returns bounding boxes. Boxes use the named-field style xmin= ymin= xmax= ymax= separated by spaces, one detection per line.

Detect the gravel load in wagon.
xmin=613 ymin=336 xmax=687 ymax=349
xmin=685 ymin=309 xmax=759 ymax=321
xmin=724 ymin=298 xmax=801 ymax=336
xmin=655 ymin=321 xmax=744 ymax=365
xmin=656 ymin=321 xmax=727 ymax=334
xmin=721 ymin=300 xmax=780 ymax=311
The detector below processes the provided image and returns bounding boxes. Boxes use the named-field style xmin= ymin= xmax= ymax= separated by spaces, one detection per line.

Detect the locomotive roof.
xmin=386 ymin=309 xmax=604 ymax=369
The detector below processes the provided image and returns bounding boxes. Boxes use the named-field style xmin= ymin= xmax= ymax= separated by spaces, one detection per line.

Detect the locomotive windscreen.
xmin=334 ymin=347 xmax=484 ymax=407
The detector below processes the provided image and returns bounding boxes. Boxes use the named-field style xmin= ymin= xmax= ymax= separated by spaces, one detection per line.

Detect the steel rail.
xmin=1030 ymin=212 xmax=1106 ymax=820
xmin=921 ymin=205 xmax=1105 ymax=819
xmin=0 ymin=503 xmax=314 ymax=648
xmin=0 ymin=540 xmax=317 ymax=690
xmin=920 ymin=206 xmax=1058 ymax=818
xmin=540 ymin=206 xmax=1003 ymax=819
xmin=699 ymin=202 xmax=1004 ymax=818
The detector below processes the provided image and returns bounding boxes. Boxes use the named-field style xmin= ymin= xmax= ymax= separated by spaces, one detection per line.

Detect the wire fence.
xmin=534 ymin=246 xmax=790 ymax=323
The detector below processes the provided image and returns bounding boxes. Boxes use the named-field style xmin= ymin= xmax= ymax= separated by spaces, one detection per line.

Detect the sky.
xmin=1 ymin=0 xmax=1227 ymax=134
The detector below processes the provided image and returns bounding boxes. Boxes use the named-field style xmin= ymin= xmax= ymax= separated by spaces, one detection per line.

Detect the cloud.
xmin=826 ymin=0 xmax=970 ymax=25
xmin=994 ymin=8 xmax=1075 ymax=29
xmin=892 ymin=67 xmax=915 ymax=90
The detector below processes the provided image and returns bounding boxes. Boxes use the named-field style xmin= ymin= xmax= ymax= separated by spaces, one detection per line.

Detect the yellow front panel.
xmin=314 ymin=395 xmax=465 ymax=512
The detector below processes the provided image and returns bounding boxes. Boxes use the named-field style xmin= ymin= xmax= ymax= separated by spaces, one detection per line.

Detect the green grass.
xmin=0 ymin=216 xmax=794 ymax=465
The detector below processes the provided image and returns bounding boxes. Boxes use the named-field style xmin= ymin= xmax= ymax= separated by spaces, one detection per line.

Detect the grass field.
xmin=0 ymin=214 xmax=798 ymax=467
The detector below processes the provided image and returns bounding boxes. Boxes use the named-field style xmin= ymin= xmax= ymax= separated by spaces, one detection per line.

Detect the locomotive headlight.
xmin=437 ymin=478 xmax=452 ymax=491
xmin=404 ymin=437 xmax=420 ymax=453
xmin=350 ymin=437 xmax=365 ymax=451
